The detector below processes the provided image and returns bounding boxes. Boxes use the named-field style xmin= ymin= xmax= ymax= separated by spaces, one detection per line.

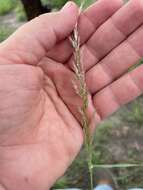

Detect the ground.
xmin=0 ymin=3 xmax=143 ymax=190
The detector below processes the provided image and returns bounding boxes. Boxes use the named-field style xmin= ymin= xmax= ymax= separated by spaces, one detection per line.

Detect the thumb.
xmin=0 ymin=2 xmax=78 ymax=65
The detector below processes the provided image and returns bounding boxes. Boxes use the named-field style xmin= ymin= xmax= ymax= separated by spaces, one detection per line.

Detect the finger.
xmin=0 ymin=2 xmax=78 ymax=65
xmin=47 ymin=0 xmax=123 ymax=63
xmin=86 ymin=23 xmax=143 ymax=94
xmin=69 ymin=0 xmax=143 ymax=71
xmin=93 ymin=64 xmax=143 ymax=119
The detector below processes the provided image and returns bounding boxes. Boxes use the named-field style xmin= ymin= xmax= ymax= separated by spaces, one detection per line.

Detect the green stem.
xmin=88 ymin=153 xmax=93 ymax=190
xmin=83 ymin=125 xmax=93 ymax=190
xmin=91 ymin=163 xmax=143 ymax=169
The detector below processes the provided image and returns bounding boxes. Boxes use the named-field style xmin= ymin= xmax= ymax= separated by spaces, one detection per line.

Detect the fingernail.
xmin=61 ymin=1 xmax=76 ymax=11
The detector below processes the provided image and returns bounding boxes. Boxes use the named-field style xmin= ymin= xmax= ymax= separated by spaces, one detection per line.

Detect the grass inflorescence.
xmin=70 ymin=1 xmax=94 ymax=189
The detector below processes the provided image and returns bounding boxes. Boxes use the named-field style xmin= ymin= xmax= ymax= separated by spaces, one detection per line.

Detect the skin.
xmin=0 ymin=0 xmax=143 ymax=189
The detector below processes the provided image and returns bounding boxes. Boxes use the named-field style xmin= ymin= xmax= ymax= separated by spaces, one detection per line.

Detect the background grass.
xmin=0 ymin=0 xmax=26 ymax=21
xmin=14 ymin=2 xmax=26 ymax=22
xmin=42 ymin=0 xmax=95 ymax=8
xmin=0 ymin=0 xmax=17 ymax=15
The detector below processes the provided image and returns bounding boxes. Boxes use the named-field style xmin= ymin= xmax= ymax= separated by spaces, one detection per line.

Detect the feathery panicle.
xmin=70 ymin=1 xmax=94 ymax=189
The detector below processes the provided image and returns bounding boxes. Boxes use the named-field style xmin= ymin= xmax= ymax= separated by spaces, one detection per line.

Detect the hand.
xmin=0 ymin=0 xmax=143 ymax=189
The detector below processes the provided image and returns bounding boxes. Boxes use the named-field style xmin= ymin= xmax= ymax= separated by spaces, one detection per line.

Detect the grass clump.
xmin=0 ymin=0 xmax=17 ymax=15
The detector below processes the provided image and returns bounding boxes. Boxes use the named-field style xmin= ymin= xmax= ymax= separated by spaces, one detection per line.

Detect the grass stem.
xmin=70 ymin=2 xmax=94 ymax=189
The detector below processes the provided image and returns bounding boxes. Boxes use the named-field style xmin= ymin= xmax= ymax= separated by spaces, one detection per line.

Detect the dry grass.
xmin=70 ymin=1 xmax=94 ymax=189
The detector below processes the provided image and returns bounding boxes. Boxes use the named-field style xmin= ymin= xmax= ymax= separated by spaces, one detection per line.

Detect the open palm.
xmin=0 ymin=0 xmax=143 ymax=189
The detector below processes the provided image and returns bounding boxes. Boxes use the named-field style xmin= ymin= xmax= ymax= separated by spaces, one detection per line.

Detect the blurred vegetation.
xmin=0 ymin=26 xmax=15 ymax=42
xmin=42 ymin=0 xmax=96 ymax=9
xmin=0 ymin=0 xmax=26 ymax=21
xmin=121 ymin=100 xmax=143 ymax=125
xmin=0 ymin=0 xmax=17 ymax=15
xmin=42 ymin=0 xmax=68 ymax=8
xmin=14 ymin=2 xmax=26 ymax=22
xmin=53 ymin=177 xmax=69 ymax=189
